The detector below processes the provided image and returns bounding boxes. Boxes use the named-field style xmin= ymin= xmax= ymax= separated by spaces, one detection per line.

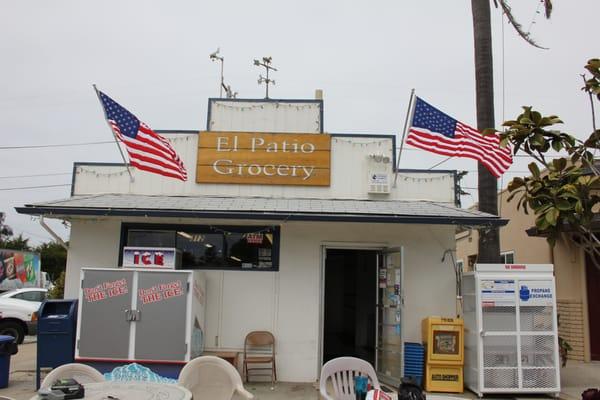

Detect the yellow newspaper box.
xmin=422 ymin=317 xmax=464 ymax=364
xmin=425 ymin=364 xmax=463 ymax=393
xmin=422 ymin=317 xmax=464 ymax=392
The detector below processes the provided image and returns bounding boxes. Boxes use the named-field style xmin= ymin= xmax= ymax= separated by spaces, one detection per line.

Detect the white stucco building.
xmin=17 ymin=97 xmax=505 ymax=383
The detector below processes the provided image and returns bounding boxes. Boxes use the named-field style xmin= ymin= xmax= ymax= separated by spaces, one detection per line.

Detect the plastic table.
xmin=30 ymin=381 xmax=192 ymax=400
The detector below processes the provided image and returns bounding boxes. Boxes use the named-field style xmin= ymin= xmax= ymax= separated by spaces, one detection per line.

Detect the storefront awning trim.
xmin=16 ymin=194 xmax=507 ymax=227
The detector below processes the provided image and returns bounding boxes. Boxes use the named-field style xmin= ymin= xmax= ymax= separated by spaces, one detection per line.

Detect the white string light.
xmin=210 ymin=102 xmax=322 ymax=131
xmin=332 ymin=137 xmax=391 ymax=147
xmin=76 ymin=167 xmax=131 ymax=178
xmin=213 ymin=101 xmax=319 ymax=112
xmin=396 ymin=174 xmax=453 ymax=183
xmin=164 ymin=136 xmax=194 ymax=143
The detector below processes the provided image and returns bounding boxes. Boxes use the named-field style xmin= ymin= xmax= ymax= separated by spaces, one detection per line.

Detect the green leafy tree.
xmin=583 ymin=58 xmax=600 ymax=101
xmin=486 ymin=59 xmax=600 ymax=266
xmin=0 ymin=233 xmax=31 ymax=251
xmin=0 ymin=212 xmax=12 ymax=241
xmin=36 ymin=241 xmax=67 ymax=281
xmin=49 ymin=270 xmax=65 ymax=299
xmin=0 ymin=212 xmax=31 ymax=251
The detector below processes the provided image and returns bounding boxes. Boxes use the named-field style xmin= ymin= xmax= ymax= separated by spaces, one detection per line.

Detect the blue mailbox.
xmin=36 ymin=299 xmax=78 ymax=389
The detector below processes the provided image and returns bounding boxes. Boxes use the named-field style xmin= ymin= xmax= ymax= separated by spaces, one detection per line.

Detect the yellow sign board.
xmin=425 ymin=365 xmax=464 ymax=393
xmin=196 ymin=131 xmax=331 ymax=186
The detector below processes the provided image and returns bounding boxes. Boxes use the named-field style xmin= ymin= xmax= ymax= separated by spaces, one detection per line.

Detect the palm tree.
xmin=471 ymin=0 xmax=552 ymax=263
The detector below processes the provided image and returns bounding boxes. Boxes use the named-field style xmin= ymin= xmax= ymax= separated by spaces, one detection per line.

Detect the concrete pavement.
xmin=1 ymin=338 xmax=38 ymax=400
xmin=560 ymin=361 xmax=600 ymax=400
xmin=0 ymin=340 xmax=597 ymax=400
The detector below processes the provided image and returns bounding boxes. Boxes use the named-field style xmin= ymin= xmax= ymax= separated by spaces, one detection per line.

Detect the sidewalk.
xmin=560 ymin=360 xmax=600 ymax=400
xmin=1 ymin=339 xmax=37 ymax=400
xmin=0 ymin=340 xmax=597 ymax=400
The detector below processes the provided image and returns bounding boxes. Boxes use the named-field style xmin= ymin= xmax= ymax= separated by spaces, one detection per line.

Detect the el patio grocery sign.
xmin=196 ymin=132 xmax=331 ymax=186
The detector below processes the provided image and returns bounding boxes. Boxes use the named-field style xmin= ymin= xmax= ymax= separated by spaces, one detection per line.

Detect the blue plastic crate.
xmin=404 ymin=342 xmax=425 ymax=385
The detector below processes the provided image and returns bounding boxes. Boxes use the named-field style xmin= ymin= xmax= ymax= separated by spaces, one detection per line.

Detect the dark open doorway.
xmin=323 ymin=249 xmax=377 ymax=365
xmin=585 ymin=255 xmax=600 ymax=360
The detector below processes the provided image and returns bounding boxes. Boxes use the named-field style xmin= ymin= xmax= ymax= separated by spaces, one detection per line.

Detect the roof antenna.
xmin=253 ymin=56 xmax=277 ymax=99
xmin=210 ymin=48 xmax=238 ymax=98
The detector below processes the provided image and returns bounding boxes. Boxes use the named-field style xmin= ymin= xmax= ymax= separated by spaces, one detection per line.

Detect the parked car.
xmin=0 ymin=289 xmax=46 ymax=343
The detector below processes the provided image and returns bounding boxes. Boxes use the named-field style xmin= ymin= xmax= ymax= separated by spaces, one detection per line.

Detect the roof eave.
xmin=15 ymin=206 xmax=508 ymax=227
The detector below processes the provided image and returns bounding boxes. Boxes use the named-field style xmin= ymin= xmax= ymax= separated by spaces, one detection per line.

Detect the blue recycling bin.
xmin=0 ymin=335 xmax=18 ymax=388
xmin=36 ymin=299 xmax=78 ymax=389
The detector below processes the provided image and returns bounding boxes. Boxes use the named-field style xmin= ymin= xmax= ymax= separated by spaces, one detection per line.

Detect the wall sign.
xmin=196 ymin=131 xmax=331 ymax=186
xmin=519 ymin=280 xmax=554 ymax=306
xmin=480 ymin=279 xmax=516 ymax=307
xmin=138 ymin=280 xmax=184 ymax=304
xmin=122 ymin=247 xmax=180 ymax=269
xmin=83 ymin=279 xmax=129 ymax=303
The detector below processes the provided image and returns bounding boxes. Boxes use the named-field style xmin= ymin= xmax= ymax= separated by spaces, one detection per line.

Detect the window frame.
xmin=119 ymin=223 xmax=280 ymax=271
xmin=12 ymin=290 xmax=46 ymax=302
xmin=500 ymin=251 xmax=515 ymax=264
xmin=467 ymin=254 xmax=478 ymax=270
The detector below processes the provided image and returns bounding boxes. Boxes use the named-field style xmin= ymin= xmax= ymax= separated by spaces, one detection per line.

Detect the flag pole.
xmin=393 ymin=89 xmax=416 ymax=187
xmin=93 ymin=84 xmax=135 ymax=182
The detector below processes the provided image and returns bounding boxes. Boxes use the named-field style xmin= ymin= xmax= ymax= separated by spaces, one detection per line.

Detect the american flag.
xmin=406 ymin=97 xmax=512 ymax=177
xmin=97 ymin=90 xmax=188 ymax=181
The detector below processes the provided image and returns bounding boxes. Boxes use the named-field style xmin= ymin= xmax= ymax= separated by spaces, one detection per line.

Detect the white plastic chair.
xmin=178 ymin=355 xmax=254 ymax=400
xmin=319 ymin=357 xmax=380 ymax=400
xmin=41 ymin=363 xmax=105 ymax=389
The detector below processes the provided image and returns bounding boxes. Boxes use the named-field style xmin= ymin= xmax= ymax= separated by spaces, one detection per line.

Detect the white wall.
xmin=208 ymin=100 xmax=322 ymax=133
xmin=72 ymin=134 xmax=456 ymax=203
xmin=64 ymin=216 xmax=457 ymax=382
xmin=64 ymin=218 xmax=121 ymax=299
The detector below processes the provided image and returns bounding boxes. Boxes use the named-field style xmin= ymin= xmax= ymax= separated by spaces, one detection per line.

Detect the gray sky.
xmin=1 ymin=1 xmax=599 ymax=245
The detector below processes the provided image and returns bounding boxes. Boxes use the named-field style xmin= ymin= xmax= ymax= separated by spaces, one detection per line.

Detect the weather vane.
xmin=210 ymin=48 xmax=237 ymax=98
xmin=253 ymin=56 xmax=277 ymax=99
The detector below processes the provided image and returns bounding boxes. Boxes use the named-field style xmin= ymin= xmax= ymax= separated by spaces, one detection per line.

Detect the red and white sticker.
xmin=84 ymin=279 xmax=128 ymax=303
xmin=138 ymin=280 xmax=184 ymax=305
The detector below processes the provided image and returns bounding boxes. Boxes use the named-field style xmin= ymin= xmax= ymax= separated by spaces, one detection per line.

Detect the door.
xmin=478 ymin=276 xmax=519 ymax=389
xmin=517 ymin=278 xmax=559 ymax=390
xmin=585 ymin=256 xmax=600 ymax=360
xmin=78 ymin=269 xmax=134 ymax=359
xmin=375 ymin=248 xmax=403 ymax=385
xmin=322 ymin=249 xmax=377 ymax=364
xmin=134 ymin=271 xmax=189 ymax=361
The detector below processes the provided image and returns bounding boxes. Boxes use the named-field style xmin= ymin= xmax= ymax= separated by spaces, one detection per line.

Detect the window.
xmin=501 ymin=251 xmax=515 ymax=264
xmin=127 ymin=230 xmax=175 ymax=247
xmin=121 ymin=224 xmax=280 ymax=271
xmin=12 ymin=290 xmax=46 ymax=302
xmin=467 ymin=254 xmax=478 ymax=270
